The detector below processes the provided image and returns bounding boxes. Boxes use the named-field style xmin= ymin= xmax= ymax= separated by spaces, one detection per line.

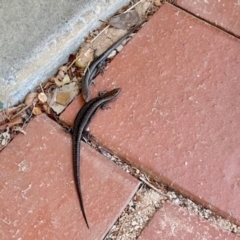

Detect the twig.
xmin=139 ymin=177 xmax=164 ymax=195
xmin=10 ymin=104 xmax=32 ymax=120
xmin=40 ymin=84 xmax=44 ymax=93
xmin=67 ymin=52 xmax=82 ymax=70
xmin=83 ymin=60 xmax=92 ymax=75
xmin=125 ymin=0 xmax=145 ymax=13
xmin=90 ymin=25 xmax=110 ymax=43
xmin=0 ymin=109 xmax=10 ymax=123
xmin=22 ymin=106 xmax=34 ymax=128
xmin=91 ymin=0 xmax=144 ymax=44
xmin=67 ymin=0 xmax=145 ymax=73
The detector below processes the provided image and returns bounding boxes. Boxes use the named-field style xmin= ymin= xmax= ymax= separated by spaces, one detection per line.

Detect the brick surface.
xmin=176 ymin=0 xmax=240 ymax=37
xmin=62 ymin=4 xmax=240 ymax=225
xmin=138 ymin=203 xmax=238 ymax=240
xmin=60 ymin=93 xmax=85 ymax=126
xmin=0 ymin=114 xmax=139 ymax=239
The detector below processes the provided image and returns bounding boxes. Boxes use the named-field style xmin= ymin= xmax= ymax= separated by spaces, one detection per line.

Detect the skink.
xmin=81 ymin=23 xmax=142 ymax=102
xmin=72 ymin=88 xmax=122 ymax=228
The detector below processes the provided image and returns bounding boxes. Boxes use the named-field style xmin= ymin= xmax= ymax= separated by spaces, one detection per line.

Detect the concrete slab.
xmin=0 ymin=0 xmax=130 ymax=109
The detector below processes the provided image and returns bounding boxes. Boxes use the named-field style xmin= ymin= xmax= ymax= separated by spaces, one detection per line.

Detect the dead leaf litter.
xmin=0 ymin=0 xmax=160 ymax=147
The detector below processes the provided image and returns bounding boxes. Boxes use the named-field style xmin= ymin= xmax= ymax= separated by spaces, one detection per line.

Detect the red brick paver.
xmin=176 ymin=0 xmax=240 ymax=37
xmin=138 ymin=203 xmax=238 ymax=240
xmin=63 ymin=4 xmax=240 ymax=225
xmin=0 ymin=114 xmax=139 ymax=239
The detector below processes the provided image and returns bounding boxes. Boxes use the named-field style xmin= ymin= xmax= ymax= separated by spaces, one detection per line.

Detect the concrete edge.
xmin=1 ymin=0 xmax=130 ymax=109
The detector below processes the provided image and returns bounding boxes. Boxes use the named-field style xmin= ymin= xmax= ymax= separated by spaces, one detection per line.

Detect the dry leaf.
xmin=3 ymin=106 xmax=19 ymax=116
xmin=44 ymin=81 xmax=56 ymax=90
xmin=0 ymin=104 xmax=27 ymax=124
xmin=72 ymin=77 xmax=78 ymax=83
xmin=75 ymin=58 xmax=87 ymax=69
xmin=90 ymin=27 xmax=128 ymax=56
xmin=154 ymin=0 xmax=162 ymax=7
xmin=8 ymin=104 xmax=31 ymax=121
xmin=75 ymin=48 xmax=94 ymax=69
xmin=56 ymin=92 xmax=70 ymax=106
xmin=58 ymin=66 xmax=68 ymax=73
xmin=53 ymin=74 xmax=70 ymax=87
xmin=32 ymin=107 xmax=42 ymax=115
xmin=62 ymin=74 xmax=70 ymax=84
xmin=0 ymin=109 xmax=8 ymax=124
xmin=53 ymin=77 xmax=64 ymax=87
xmin=42 ymin=103 xmax=51 ymax=114
xmin=38 ymin=92 xmax=48 ymax=103
xmin=24 ymin=92 xmax=38 ymax=105
xmin=48 ymin=82 xmax=78 ymax=114
xmin=0 ymin=128 xmax=11 ymax=147
xmin=136 ymin=1 xmax=153 ymax=18
xmin=0 ymin=116 xmax=23 ymax=131
xmin=108 ymin=10 xmax=140 ymax=30
xmin=13 ymin=126 xmax=26 ymax=134
xmin=68 ymin=54 xmax=76 ymax=64
xmin=56 ymin=70 xmax=65 ymax=80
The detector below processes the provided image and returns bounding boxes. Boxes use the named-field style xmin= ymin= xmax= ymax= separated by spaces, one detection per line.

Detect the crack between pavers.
xmin=83 ymin=136 xmax=240 ymax=238
xmin=170 ymin=2 xmax=240 ymax=39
